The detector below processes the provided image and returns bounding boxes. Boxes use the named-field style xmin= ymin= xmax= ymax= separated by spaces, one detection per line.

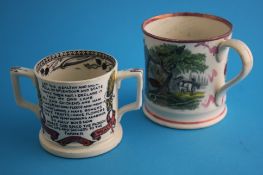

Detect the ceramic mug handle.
xmin=215 ymin=39 xmax=253 ymax=105
xmin=10 ymin=67 xmax=40 ymax=118
xmin=116 ymin=69 xmax=143 ymax=121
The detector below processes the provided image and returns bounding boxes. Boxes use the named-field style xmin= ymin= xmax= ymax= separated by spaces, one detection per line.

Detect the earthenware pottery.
xmin=142 ymin=12 xmax=253 ymax=129
xmin=10 ymin=50 xmax=143 ymax=158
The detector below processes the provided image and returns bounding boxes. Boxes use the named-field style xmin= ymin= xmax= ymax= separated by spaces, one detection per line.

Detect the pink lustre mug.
xmin=142 ymin=12 xmax=253 ymax=129
xmin=10 ymin=50 xmax=143 ymax=158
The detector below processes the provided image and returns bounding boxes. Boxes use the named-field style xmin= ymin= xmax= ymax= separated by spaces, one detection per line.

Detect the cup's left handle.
xmin=10 ymin=67 xmax=40 ymax=119
xmin=116 ymin=69 xmax=143 ymax=122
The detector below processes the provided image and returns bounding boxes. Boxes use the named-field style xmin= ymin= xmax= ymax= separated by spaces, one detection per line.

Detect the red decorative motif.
xmin=145 ymin=105 xmax=226 ymax=125
xmin=201 ymin=95 xmax=215 ymax=108
xmin=57 ymin=136 xmax=94 ymax=146
xmin=42 ymin=110 xmax=115 ymax=146
xmin=91 ymin=110 xmax=116 ymax=140
xmin=41 ymin=114 xmax=59 ymax=141
xmin=41 ymin=109 xmax=116 ymax=146
xmin=142 ymin=13 xmax=232 ymax=43
xmin=202 ymin=95 xmax=225 ymax=108
xmin=208 ymin=69 xmax=218 ymax=82
xmin=194 ymin=42 xmax=218 ymax=56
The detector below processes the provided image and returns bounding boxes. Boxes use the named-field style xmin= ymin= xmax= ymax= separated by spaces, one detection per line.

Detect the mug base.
xmin=39 ymin=123 xmax=123 ymax=158
xmin=143 ymin=104 xmax=227 ymax=129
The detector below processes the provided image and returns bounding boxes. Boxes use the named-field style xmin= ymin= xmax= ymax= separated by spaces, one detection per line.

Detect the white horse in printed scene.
xmin=169 ymin=72 xmax=208 ymax=95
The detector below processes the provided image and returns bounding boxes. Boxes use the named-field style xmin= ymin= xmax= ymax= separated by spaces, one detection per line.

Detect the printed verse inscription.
xmin=40 ymin=82 xmax=107 ymax=136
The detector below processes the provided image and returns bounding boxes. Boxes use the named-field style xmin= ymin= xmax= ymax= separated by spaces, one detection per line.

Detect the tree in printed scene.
xmin=145 ymin=43 xmax=208 ymax=109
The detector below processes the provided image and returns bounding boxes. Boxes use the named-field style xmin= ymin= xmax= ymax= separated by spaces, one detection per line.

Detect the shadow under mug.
xmin=10 ymin=50 xmax=143 ymax=158
xmin=142 ymin=12 xmax=253 ymax=129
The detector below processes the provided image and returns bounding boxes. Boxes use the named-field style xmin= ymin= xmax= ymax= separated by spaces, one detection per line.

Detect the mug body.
xmin=11 ymin=49 xmax=144 ymax=158
xmin=34 ymin=50 xmax=122 ymax=157
xmin=142 ymin=13 xmax=232 ymax=129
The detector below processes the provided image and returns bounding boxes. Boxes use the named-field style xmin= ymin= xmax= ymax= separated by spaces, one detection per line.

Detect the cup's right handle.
xmin=10 ymin=67 xmax=40 ymax=118
xmin=116 ymin=69 xmax=143 ymax=121
xmin=215 ymin=39 xmax=253 ymax=105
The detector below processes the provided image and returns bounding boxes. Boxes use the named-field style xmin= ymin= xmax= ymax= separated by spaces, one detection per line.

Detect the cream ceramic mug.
xmin=10 ymin=50 xmax=143 ymax=158
xmin=142 ymin=13 xmax=253 ymax=129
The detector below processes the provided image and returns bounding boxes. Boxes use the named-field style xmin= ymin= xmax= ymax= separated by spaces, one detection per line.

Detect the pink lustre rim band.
xmin=142 ymin=12 xmax=233 ymax=43
xmin=144 ymin=105 xmax=226 ymax=125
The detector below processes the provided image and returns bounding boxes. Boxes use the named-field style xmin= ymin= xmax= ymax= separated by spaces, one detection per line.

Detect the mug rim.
xmin=142 ymin=12 xmax=233 ymax=43
xmin=33 ymin=50 xmax=118 ymax=84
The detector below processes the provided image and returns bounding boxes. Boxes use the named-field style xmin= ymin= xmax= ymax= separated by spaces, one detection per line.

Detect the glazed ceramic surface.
xmin=10 ymin=50 xmax=143 ymax=158
xmin=142 ymin=13 xmax=253 ymax=129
